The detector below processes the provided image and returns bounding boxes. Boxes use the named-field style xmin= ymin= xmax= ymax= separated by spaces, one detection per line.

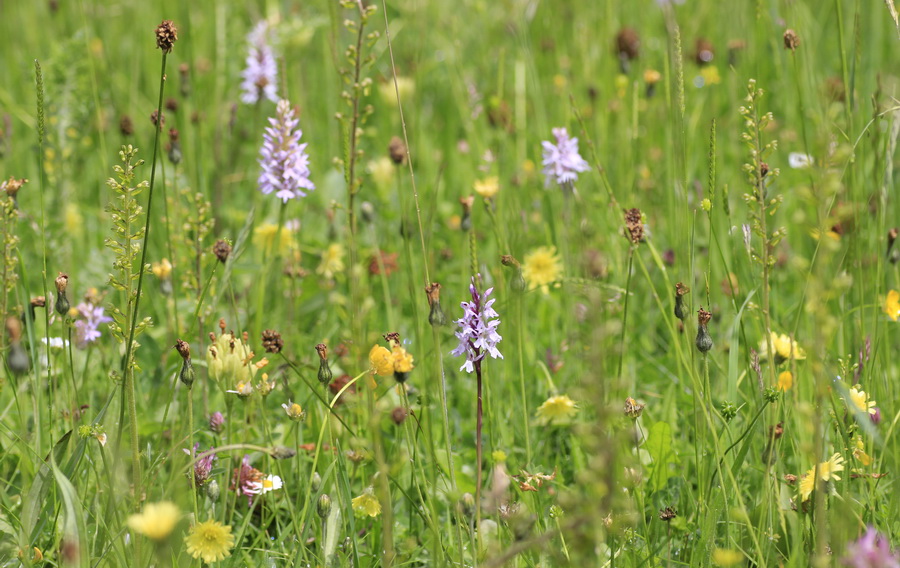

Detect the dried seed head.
xmin=261 ymin=330 xmax=283 ymax=354
xmin=659 ymin=507 xmax=677 ymax=521
xmin=674 ymin=282 xmax=690 ymax=321
xmin=624 ymin=208 xmax=644 ymax=244
xmin=119 ymin=115 xmax=134 ymax=136
xmin=783 ymin=473 xmax=798 ymax=485
xmin=2 ymin=177 xmax=27 ymax=198
xmin=165 ymin=98 xmax=179 ymax=113
xmin=694 ymin=38 xmax=714 ymax=65
xmin=615 ymin=27 xmax=640 ymax=60
xmin=54 ymin=273 xmax=70 ymax=316
xmin=30 ymin=296 xmax=46 ymax=308
xmin=769 ymin=422 xmax=784 ymax=440
xmin=624 ymin=397 xmax=645 ymax=418
xmin=697 ymin=307 xmax=712 ymax=326
xmin=888 ymin=228 xmax=898 ymax=255
xmin=783 ymin=29 xmax=800 ymax=51
xmin=500 ymin=255 xmax=520 ymax=268
xmin=391 ymin=406 xmax=409 ymax=425
xmin=315 ymin=343 xmax=329 ymax=361
xmin=696 ymin=308 xmax=713 ymax=353
xmin=760 ymin=162 xmax=769 ymax=178
xmin=213 ymin=239 xmax=232 ymax=263
xmin=316 ymin=343 xmax=333 ymax=386
xmin=174 ymin=339 xmax=191 ymax=360
xmin=55 ymin=272 xmax=69 ymax=293
xmin=675 ymin=282 xmax=690 ymax=297
xmin=388 ymin=136 xmax=407 ymax=165
xmin=155 ymin=20 xmax=178 ymax=53
xmin=425 ymin=282 xmax=446 ymax=327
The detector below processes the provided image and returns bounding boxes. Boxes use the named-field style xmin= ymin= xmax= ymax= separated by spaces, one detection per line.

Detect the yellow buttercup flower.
xmin=127 ymin=501 xmax=180 ymax=541
xmin=700 ymin=65 xmax=721 ymax=85
xmin=391 ymin=343 xmax=414 ymax=373
xmin=536 ymin=395 xmax=578 ymax=426
xmin=853 ymin=438 xmax=872 ymax=466
xmin=777 ymin=371 xmax=793 ymax=392
xmin=845 ymin=386 xmax=877 ymax=415
xmin=369 ymin=345 xmax=393 ymax=376
xmin=151 ymin=258 xmax=173 ymax=280
xmin=884 ymin=290 xmax=900 ymax=321
xmin=474 ymin=176 xmax=500 ymax=199
xmin=522 ymin=246 xmax=563 ymax=294
xmin=712 ymin=548 xmax=743 ymax=567
xmin=184 ymin=519 xmax=234 ymax=563
xmin=352 ymin=488 xmax=382 ymax=518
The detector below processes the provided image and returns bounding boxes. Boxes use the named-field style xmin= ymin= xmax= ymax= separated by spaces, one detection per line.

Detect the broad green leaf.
xmin=51 ymin=457 xmax=89 ymax=568
xmin=644 ymin=422 xmax=680 ymax=493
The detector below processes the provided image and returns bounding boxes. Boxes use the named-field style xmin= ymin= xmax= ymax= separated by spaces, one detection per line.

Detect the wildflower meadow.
xmin=2 ymin=0 xmax=900 ymax=566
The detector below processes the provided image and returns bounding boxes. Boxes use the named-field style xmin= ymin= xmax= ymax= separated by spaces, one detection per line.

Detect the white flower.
xmin=247 ymin=475 xmax=283 ymax=495
xmin=41 ymin=337 xmax=68 ymax=349
xmin=788 ymin=152 xmax=814 ymax=169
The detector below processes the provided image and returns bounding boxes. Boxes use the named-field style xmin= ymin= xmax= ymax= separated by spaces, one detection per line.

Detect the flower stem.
xmin=475 ymin=359 xmax=484 ymax=552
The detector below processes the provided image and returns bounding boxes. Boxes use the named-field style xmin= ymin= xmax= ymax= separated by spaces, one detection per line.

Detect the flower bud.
xmin=674 ymin=282 xmax=690 ymax=321
xmin=175 ymin=339 xmax=194 ymax=389
xmin=696 ymin=308 xmax=713 ymax=353
xmin=317 ymin=494 xmax=332 ymax=519
xmin=424 ymin=282 xmax=446 ymax=327
xmin=206 ymin=480 xmax=220 ymax=502
xmin=54 ymin=272 xmax=70 ymax=316
xmin=311 ymin=472 xmax=322 ymax=492
xmin=209 ymin=411 xmax=225 ymax=434
xmin=316 ymin=343 xmax=333 ymax=386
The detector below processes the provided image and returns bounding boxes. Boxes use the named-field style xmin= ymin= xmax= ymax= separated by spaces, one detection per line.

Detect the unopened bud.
xmin=360 ymin=201 xmax=376 ymax=224
xmin=54 ymin=272 xmax=70 ymax=316
xmin=388 ymin=136 xmax=406 ymax=165
xmin=674 ymin=282 xmax=690 ymax=321
xmin=311 ymin=472 xmax=322 ymax=492
xmin=696 ymin=308 xmax=713 ymax=353
xmin=425 ymin=282 xmax=446 ymax=327
xmin=316 ymin=343 xmax=333 ymax=386
xmin=206 ymin=479 xmax=220 ymax=502
xmin=317 ymin=494 xmax=332 ymax=519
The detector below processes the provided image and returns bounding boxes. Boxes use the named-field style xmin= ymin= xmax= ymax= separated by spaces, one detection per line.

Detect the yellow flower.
xmin=206 ymin=331 xmax=257 ymax=385
xmin=712 ymin=548 xmax=743 ymax=567
xmin=352 ymin=488 xmax=382 ymax=518
xmin=367 ymin=156 xmax=395 ymax=189
xmin=700 ymin=65 xmax=721 ymax=85
xmin=317 ymin=243 xmax=345 ymax=279
xmin=474 ymin=176 xmax=500 ymax=199
xmin=127 ymin=501 xmax=180 ymax=541
xmin=151 ymin=258 xmax=173 ymax=280
xmin=853 ymin=438 xmax=872 ymax=466
xmin=800 ymin=452 xmax=845 ymax=501
xmin=282 ymin=401 xmax=306 ymax=421
xmin=184 ymin=519 xmax=235 ymax=563
xmin=391 ymin=343 xmax=414 ymax=373
xmin=369 ymin=345 xmax=394 ymax=376
xmin=759 ymin=332 xmax=805 ymax=362
xmin=777 ymin=371 xmax=793 ymax=392
xmin=884 ymin=290 xmax=900 ymax=321
xmin=253 ymin=222 xmax=295 ymax=255
xmin=846 ymin=386 xmax=877 ymax=415
xmin=522 ymin=246 xmax=563 ymax=294
xmin=536 ymin=395 xmax=578 ymax=426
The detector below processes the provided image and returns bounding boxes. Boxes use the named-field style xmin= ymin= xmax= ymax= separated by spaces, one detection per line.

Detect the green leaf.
xmin=50 ymin=458 xmax=89 ymax=567
xmin=644 ymin=421 xmax=680 ymax=493
xmin=23 ymin=431 xmax=71 ymax=543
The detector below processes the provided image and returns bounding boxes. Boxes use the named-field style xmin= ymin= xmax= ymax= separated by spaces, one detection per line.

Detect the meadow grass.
xmin=1 ymin=0 xmax=900 ymax=566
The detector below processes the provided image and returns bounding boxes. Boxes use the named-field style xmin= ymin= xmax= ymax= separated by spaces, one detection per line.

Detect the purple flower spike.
xmin=258 ymin=100 xmax=314 ymax=203
xmin=541 ymin=127 xmax=590 ymax=190
xmin=843 ymin=526 xmax=900 ymax=568
xmin=73 ymin=302 xmax=112 ymax=348
xmin=209 ymin=411 xmax=225 ymax=433
xmin=450 ymin=275 xmax=503 ymax=373
xmin=184 ymin=443 xmax=217 ymax=488
xmin=240 ymin=21 xmax=278 ymax=105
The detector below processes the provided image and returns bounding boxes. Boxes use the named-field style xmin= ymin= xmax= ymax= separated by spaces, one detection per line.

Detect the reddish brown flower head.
xmin=783 ymin=29 xmax=800 ymax=51
xmin=262 ymin=330 xmax=283 ymax=354
xmin=213 ymin=239 xmax=232 ymax=263
xmin=624 ymin=208 xmax=644 ymax=244
xmin=388 ymin=136 xmax=407 ymax=165
xmin=615 ymin=28 xmax=640 ymax=60
xmin=174 ymin=339 xmax=191 ymax=360
xmin=155 ymin=20 xmax=178 ymax=53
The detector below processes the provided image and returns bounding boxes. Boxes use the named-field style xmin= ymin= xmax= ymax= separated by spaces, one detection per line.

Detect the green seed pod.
xmin=317 ymin=494 xmax=332 ymax=519
xmin=696 ymin=308 xmax=713 ymax=353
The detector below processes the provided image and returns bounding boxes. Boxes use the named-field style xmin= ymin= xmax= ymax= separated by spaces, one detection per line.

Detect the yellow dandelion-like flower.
xmin=712 ymin=548 xmax=743 ymax=567
xmin=317 ymin=243 xmax=345 ymax=279
xmin=759 ymin=332 xmax=806 ymax=362
xmin=885 ymin=290 xmax=900 ymax=321
xmin=369 ymin=345 xmax=393 ymax=376
xmin=522 ymin=246 xmax=563 ymax=294
xmin=391 ymin=343 xmax=414 ymax=374
xmin=846 ymin=386 xmax=877 ymax=415
xmin=777 ymin=371 xmax=793 ymax=392
xmin=253 ymin=222 xmax=295 ymax=256
xmin=800 ymin=452 xmax=845 ymax=501
xmin=352 ymin=488 xmax=382 ymax=518
xmin=184 ymin=520 xmax=235 ymax=564
xmin=126 ymin=501 xmax=180 ymax=541
xmin=700 ymin=65 xmax=721 ymax=85
xmin=474 ymin=176 xmax=500 ymax=199
xmin=536 ymin=395 xmax=578 ymax=426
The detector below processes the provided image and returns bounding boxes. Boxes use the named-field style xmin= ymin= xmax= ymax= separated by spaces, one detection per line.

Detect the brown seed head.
xmin=119 ymin=115 xmax=134 ymax=136
xmin=2 ymin=177 xmax=28 ymax=198
xmin=213 ymin=240 xmax=232 ymax=263
xmin=615 ymin=27 xmax=640 ymax=60
xmin=783 ymin=473 xmax=798 ymax=485
xmin=760 ymin=162 xmax=769 ymax=178
xmin=218 ymin=318 xmax=226 ymax=334
xmin=168 ymin=128 xmax=179 ymax=143
xmin=769 ymin=422 xmax=784 ymax=440
xmin=459 ymin=195 xmax=475 ymax=214
xmin=261 ymin=330 xmax=284 ymax=354
xmin=150 ymin=110 xmax=165 ymax=130
xmin=659 ymin=506 xmax=677 ymax=521
xmin=624 ymin=208 xmax=644 ymax=244
xmin=888 ymin=228 xmax=899 ymax=254
xmin=174 ymin=339 xmax=191 ymax=360
xmin=31 ymin=296 xmax=46 ymax=308
xmin=315 ymin=343 xmax=328 ymax=361
xmin=624 ymin=397 xmax=645 ymax=419
xmin=783 ymin=29 xmax=800 ymax=51
xmin=155 ymin=20 xmax=178 ymax=53
xmin=383 ymin=332 xmax=401 ymax=345
xmin=694 ymin=38 xmax=714 ymax=65
xmin=165 ymin=97 xmax=178 ymax=113
xmin=391 ymin=406 xmax=409 ymax=425
xmin=388 ymin=136 xmax=407 ymax=165
xmin=675 ymin=282 xmax=690 ymax=297
xmin=697 ymin=307 xmax=712 ymax=326
xmin=55 ymin=272 xmax=69 ymax=293
xmin=6 ymin=316 xmax=22 ymax=342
